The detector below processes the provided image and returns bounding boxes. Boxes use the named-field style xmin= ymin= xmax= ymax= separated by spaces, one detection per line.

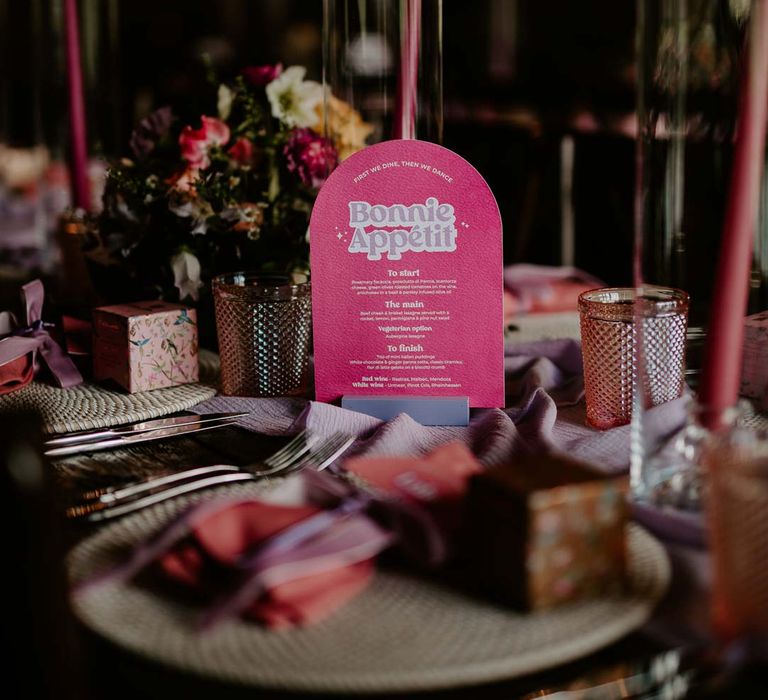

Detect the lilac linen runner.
xmin=193 ymin=337 xmax=689 ymax=475
xmin=83 ymin=335 xmax=702 ymax=635
xmin=191 ymin=341 xmax=708 ymax=640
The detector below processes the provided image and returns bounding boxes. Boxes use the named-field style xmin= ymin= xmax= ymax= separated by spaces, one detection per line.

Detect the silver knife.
xmin=44 ymin=417 xmax=243 ymax=457
xmin=44 ymin=412 xmax=248 ymax=448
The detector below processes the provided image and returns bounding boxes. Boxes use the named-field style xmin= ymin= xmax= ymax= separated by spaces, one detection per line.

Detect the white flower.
xmin=265 ymin=66 xmax=322 ymax=128
xmin=170 ymin=250 xmax=203 ymax=301
xmin=221 ymin=201 xmax=266 ymax=239
xmin=168 ymin=195 xmax=213 ymax=235
xmin=217 ymin=84 xmax=233 ymax=120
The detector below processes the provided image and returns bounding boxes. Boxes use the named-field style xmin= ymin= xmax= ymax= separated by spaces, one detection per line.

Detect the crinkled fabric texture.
xmin=192 ymin=337 xmax=704 ymax=640
xmin=193 ymin=338 xmax=689 ymax=476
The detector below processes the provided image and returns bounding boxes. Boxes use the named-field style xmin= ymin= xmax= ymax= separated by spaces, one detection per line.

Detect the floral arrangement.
xmin=90 ymin=65 xmax=373 ymax=303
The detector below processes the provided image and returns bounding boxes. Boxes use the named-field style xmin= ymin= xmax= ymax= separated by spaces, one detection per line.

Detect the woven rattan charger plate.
xmin=70 ymin=482 xmax=671 ymax=694
xmin=0 ymin=351 xmax=219 ymax=434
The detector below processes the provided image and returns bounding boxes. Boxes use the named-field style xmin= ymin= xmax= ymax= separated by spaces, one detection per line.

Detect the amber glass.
xmin=212 ymin=273 xmax=311 ymax=397
xmin=707 ymin=423 xmax=768 ymax=640
xmin=579 ymin=287 xmax=689 ymax=430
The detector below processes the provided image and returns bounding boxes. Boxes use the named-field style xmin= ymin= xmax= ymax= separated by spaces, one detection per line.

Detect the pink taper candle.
xmin=394 ymin=0 xmax=421 ymax=139
xmin=699 ymin=0 xmax=768 ymax=430
xmin=64 ymin=0 xmax=90 ymax=211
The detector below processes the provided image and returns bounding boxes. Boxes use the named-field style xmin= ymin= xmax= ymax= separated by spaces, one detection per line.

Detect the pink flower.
xmin=242 ymin=63 xmax=283 ymax=86
xmin=228 ymin=138 xmax=255 ymax=167
xmin=167 ymin=168 xmax=199 ymax=193
xmin=179 ymin=116 xmax=231 ymax=170
xmin=283 ymin=128 xmax=337 ymax=189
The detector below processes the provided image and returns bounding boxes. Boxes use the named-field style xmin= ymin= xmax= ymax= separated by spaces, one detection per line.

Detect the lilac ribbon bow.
xmin=0 ymin=280 xmax=83 ymax=388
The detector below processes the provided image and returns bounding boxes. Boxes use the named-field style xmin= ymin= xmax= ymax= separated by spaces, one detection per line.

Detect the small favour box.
xmin=462 ymin=454 xmax=628 ymax=611
xmin=93 ymin=301 xmax=198 ymax=393
xmin=741 ymin=311 xmax=768 ymax=410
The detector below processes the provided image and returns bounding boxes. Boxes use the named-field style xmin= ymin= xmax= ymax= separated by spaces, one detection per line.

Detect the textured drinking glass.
xmin=579 ymin=287 xmax=689 ymax=430
xmin=212 ymin=273 xmax=311 ymax=397
xmin=633 ymin=1 xmax=767 ymax=507
xmin=323 ymin=0 xmax=443 ymax=144
xmin=706 ymin=422 xmax=768 ymax=640
xmin=635 ymin=1 xmax=768 ymax=370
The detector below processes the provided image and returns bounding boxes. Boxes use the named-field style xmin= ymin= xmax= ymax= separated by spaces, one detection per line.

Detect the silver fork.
xmin=79 ymin=431 xmax=312 ymax=503
xmin=67 ymin=432 xmax=356 ymax=522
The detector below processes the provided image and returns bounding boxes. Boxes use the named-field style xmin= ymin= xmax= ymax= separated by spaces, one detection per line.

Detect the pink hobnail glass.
xmin=212 ymin=272 xmax=311 ymax=397
xmin=578 ymin=287 xmax=689 ymax=430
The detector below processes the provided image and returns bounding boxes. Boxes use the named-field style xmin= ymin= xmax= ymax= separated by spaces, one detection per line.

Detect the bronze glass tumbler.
xmin=707 ymin=423 xmax=768 ymax=641
xmin=579 ymin=287 xmax=689 ymax=430
xmin=212 ymin=273 xmax=311 ymax=397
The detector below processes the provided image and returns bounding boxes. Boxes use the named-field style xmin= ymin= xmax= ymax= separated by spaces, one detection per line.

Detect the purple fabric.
xmin=192 ymin=340 xmax=713 ymax=644
xmin=503 ymin=264 xmax=604 ymax=312
xmin=191 ymin=337 xmax=716 ymax=644
xmin=194 ymin=338 xmax=690 ymax=475
xmin=0 ymin=279 xmax=82 ymax=388
xmin=633 ymin=502 xmax=706 ymax=549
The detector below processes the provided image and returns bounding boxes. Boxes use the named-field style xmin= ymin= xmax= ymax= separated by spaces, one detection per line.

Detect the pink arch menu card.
xmin=310 ymin=139 xmax=504 ymax=408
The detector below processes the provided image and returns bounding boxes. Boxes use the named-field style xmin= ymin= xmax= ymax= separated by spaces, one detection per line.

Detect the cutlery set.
xmin=48 ymin=414 xmax=356 ymax=522
xmin=44 ymin=412 xmax=248 ymax=457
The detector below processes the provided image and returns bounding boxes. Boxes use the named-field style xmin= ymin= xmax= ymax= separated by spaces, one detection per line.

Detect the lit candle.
xmin=63 ymin=0 xmax=90 ymax=211
xmin=699 ymin=0 xmax=768 ymax=430
xmin=394 ymin=0 xmax=421 ymax=139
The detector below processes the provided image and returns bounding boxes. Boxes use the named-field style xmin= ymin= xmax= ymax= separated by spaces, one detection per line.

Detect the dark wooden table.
xmin=45 ymin=422 xmax=751 ymax=700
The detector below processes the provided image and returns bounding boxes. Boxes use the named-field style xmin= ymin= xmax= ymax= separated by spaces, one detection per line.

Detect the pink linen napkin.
xmin=158 ymin=499 xmax=380 ymax=630
xmin=157 ymin=443 xmax=481 ymax=627
xmin=344 ymin=441 xmax=483 ymax=545
xmin=0 ymin=354 xmax=35 ymax=395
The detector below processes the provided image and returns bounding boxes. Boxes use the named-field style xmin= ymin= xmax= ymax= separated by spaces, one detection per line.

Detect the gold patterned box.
xmin=462 ymin=454 xmax=628 ymax=611
xmin=93 ymin=301 xmax=198 ymax=393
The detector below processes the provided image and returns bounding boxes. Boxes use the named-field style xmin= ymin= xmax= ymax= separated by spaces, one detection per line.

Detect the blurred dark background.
xmin=0 ymin=0 xmax=636 ymax=290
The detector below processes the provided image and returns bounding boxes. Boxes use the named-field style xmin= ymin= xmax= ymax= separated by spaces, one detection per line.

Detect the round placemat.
xmin=69 ymin=485 xmax=671 ymax=694
xmin=0 ymin=349 xmax=220 ymax=434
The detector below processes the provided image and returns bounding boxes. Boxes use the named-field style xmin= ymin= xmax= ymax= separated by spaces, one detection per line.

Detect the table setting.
xmin=13 ymin=322 xmax=679 ymax=696
xmin=3 ymin=1 xmax=768 ymax=699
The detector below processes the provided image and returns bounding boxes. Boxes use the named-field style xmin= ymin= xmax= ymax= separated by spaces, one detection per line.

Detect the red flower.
xmin=179 ymin=116 xmax=231 ymax=170
xmin=283 ymin=128 xmax=337 ymax=189
xmin=228 ymin=138 xmax=255 ymax=167
xmin=242 ymin=63 xmax=283 ymax=87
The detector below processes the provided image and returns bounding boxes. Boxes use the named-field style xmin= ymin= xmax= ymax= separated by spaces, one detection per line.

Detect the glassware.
xmin=579 ymin=287 xmax=689 ymax=431
xmin=706 ymin=416 xmax=768 ymax=641
xmin=635 ymin=0 xmax=764 ymax=374
xmin=0 ymin=1 xmax=118 ymax=278
xmin=212 ymin=273 xmax=312 ymax=397
xmin=633 ymin=0 xmax=768 ymax=505
xmin=322 ymin=0 xmax=443 ymax=145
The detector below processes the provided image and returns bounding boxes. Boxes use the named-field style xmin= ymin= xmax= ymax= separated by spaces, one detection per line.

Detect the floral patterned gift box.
xmin=461 ymin=454 xmax=628 ymax=611
xmin=93 ymin=301 xmax=198 ymax=393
